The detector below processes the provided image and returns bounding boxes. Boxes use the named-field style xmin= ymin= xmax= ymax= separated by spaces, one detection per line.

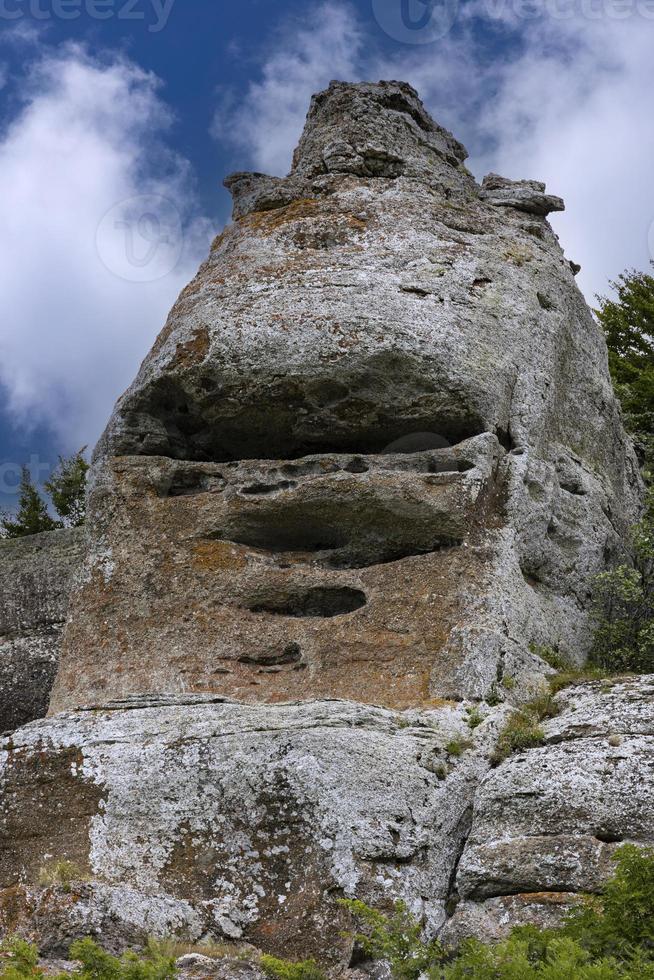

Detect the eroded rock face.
xmin=51 ymin=79 xmax=639 ymax=712
xmin=0 ymin=80 xmax=647 ymax=959
xmin=0 ymin=529 xmax=85 ymax=731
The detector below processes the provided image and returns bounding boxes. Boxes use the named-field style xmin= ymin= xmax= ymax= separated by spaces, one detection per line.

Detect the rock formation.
xmin=0 ymin=80 xmax=649 ymax=964
xmin=0 ymin=528 xmax=84 ymax=732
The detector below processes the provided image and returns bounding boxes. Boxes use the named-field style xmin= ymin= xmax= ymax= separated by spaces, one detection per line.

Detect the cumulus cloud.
xmin=218 ymin=1 xmax=654 ymax=301
xmin=212 ymin=3 xmax=365 ymax=176
xmin=0 ymin=46 xmax=211 ymax=452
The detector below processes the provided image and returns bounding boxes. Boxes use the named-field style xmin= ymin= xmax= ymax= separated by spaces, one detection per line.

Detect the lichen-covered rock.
xmin=52 ymin=79 xmax=640 ymax=712
xmin=0 ymin=80 xmax=647 ymax=958
xmin=0 ymin=529 xmax=85 ymax=731
xmin=444 ymin=676 xmax=654 ymax=943
xmin=0 ymin=697 xmax=501 ymax=960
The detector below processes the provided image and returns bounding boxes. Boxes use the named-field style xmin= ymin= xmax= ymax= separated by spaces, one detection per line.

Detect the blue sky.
xmin=1 ymin=0 xmax=653 ymax=510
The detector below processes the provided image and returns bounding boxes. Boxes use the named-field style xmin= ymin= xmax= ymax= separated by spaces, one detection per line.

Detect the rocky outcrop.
xmin=0 ymin=80 xmax=647 ymax=960
xmin=0 ymin=697 xmax=503 ymax=959
xmin=51 ymin=79 xmax=639 ymax=713
xmin=0 ymin=529 xmax=85 ymax=731
xmin=443 ymin=676 xmax=654 ymax=944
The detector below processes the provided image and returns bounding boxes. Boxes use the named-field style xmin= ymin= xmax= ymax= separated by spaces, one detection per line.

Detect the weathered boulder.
xmin=0 ymin=697 xmax=501 ymax=959
xmin=51 ymin=79 xmax=639 ymax=713
xmin=0 ymin=80 xmax=647 ymax=959
xmin=443 ymin=676 xmax=654 ymax=944
xmin=0 ymin=529 xmax=85 ymax=731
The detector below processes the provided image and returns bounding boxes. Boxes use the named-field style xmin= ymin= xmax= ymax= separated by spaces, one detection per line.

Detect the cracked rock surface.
xmin=0 ymin=529 xmax=85 ymax=731
xmin=443 ymin=676 xmax=654 ymax=944
xmin=0 ymin=698 xmax=500 ymax=959
xmin=53 ymin=79 xmax=640 ymax=711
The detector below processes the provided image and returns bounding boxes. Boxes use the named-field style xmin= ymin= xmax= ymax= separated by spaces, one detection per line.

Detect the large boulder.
xmin=0 ymin=81 xmax=646 ymax=959
xmin=443 ymin=676 xmax=654 ymax=944
xmin=51 ymin=79 xmax=639 ymax=713
xmin=0 ymin=697 xmax=499 ymax=959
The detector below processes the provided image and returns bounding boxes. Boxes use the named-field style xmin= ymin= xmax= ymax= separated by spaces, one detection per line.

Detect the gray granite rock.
xmin=0 ymin=697 xmax=501 ymax=960
xmin=0 ymin=529 xmax=85 ymax=731
xmin=53 ymin=79 xmax=640 ymax=713
xmin=444 ymin=676 xmax=654 ymax=943
xmin=0 ymin=81 xmax=647 ymax=960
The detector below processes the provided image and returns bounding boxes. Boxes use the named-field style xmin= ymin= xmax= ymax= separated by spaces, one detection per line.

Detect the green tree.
xmin=596 ymin=263 xmax=654 ymax=474
xmin=590 ymin=489 xmax=654 ymax=673
xmin=0 ymin=466 xmax=60 ymax=539
xmin=45 ymin=448 xmax=89 ymax=528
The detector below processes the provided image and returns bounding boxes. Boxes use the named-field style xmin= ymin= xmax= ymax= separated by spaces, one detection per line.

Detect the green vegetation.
xmin=590 ymin=490 xmax=654 ymax=674
xmin=44 ymin=449 xmax=89 ymax=529
xmin=0 ymin=449 xmax=88 ymax=539
xmin=339 ymin=846 xmax=654 ymax=978
xmin=444 ymin=736 xmax=473 ymax=758
xmin=596 ymin=262 xmax=654 ymax=475
xmin=0 ymin=467 xmax=60 ymax=538
xmin=466 ymin=707 xmax=484 ymax=730
xmin=338 ymin=899 xmax=444 ymax=980
xmin=259 ymin=955 xmax=326 ymax=980
xmin=0 ymin=937 xmax=175 ymax=980
xmin=38 ymin=859 xmax=87 ymax=892
xmin=491 ymin=709 xmax=545 ymax=765
xmin=4 ymin=847 xmax=654 ymax=980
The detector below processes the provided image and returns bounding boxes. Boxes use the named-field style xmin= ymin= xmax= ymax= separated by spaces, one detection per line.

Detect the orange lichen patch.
xmin=172 ymin=326 xmax=210 ymax=369
xmin=243 ymin=198 xmax=320 ymax=234
xmin=192 ymin=540 xmax=248 ymax=571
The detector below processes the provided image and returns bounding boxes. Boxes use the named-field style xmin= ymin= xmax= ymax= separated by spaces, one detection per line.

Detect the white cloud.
xmin=465 ymin=15 xmax=654 ymax=300
xmin=0 ymin=45 xmax=211 ymax=452
xmin=218 ymin=1 xmax=654 ymax=301
xmin=213 ymin=3 xmax=365 ymax=176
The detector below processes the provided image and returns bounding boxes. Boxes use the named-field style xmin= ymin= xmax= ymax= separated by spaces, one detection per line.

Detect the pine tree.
xmin=0 ymin=467 xmax=60 ymax=539
xmin=45 ymin=448 xmax=89 ymax=528
xmin=596 ymin=263 xmax=654 ymax=474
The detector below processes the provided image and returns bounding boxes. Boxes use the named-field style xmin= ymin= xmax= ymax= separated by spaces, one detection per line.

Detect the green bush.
xmin=339 ymin=899 xmax=443 ymax=980
xmin=259 ymin=954 xmax=326 ymax=980
xmin=0 ymin=937 xmax=41 ymax=980
xmin=590 ymin=492 xmax=654 ymax=674
xmin=0 ymin=937 xmax=176 ymax=980
xmin=340 ymin=846 xmax=654 ymax=979
xmin=491 ymin=709 xmax=546 ymax=765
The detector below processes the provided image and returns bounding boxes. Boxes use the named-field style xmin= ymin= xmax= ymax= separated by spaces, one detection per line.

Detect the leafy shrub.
xmin=590 ymin=491 xmax=654 ymax=674
xmin=444 ymin=737 xmax=473 ymax=758
xmin=466 ymin=707 xmax=484 ymax=730
xmin=339 ymin=899 xmax=443 ymax=980
xmin=0 ymin=937 xmax=41 ymax=980
xmin=341 ymin=846 xmax=654 ymax=978
xmin=68 ymin=938 xmax=176 ymax=980
xmin=259 ymin=954 xmax=326 ymax=980
xmin=491 ymin=709 xmax=545 ymax=764
xmin=0 ymin=937 xmax=176 ymax=980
